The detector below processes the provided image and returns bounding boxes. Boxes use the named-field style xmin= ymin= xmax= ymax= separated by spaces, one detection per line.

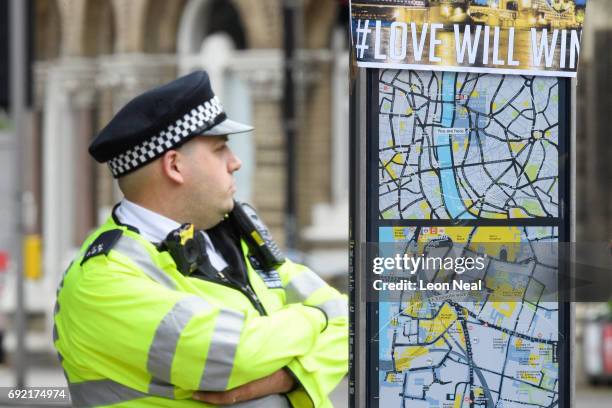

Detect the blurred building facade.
xmin=1 ymin=0 xmax=351 ymax=351
xmin=1 ymin=0 xmax=611 ymax=357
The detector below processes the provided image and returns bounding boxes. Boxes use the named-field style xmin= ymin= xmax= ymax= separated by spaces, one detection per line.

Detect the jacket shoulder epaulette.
xmin=80 ymin=229 xmax=123 ymax=265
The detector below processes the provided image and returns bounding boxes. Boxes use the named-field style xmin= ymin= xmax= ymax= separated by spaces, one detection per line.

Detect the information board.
xmin=352 ymin=69 xmax=571 ymax=407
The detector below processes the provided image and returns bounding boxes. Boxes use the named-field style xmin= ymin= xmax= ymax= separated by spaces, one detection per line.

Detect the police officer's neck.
xmin=123 ymin=195 xmax=221 ymax=231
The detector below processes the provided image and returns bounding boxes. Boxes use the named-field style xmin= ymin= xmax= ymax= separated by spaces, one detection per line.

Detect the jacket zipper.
xmin=193 ymin=269 xmax=267 ymax=316
xmin=217 ymin=270 xmax=268 ymax=315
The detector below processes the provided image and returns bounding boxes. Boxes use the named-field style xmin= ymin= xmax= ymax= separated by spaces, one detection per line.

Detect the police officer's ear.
xmin=160 ymin=149 xmax=187 ymax=185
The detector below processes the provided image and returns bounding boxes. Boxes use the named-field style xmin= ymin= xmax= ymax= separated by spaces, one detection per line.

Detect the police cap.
xmin=89 ymin=70 xmax=253 ymax=178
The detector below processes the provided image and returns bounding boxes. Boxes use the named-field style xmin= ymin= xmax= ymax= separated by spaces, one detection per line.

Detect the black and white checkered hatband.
xmin=108 ymin=96 xmax=224 ymax=177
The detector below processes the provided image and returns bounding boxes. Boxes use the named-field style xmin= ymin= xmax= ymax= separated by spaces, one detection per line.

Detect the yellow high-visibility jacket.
xmin=53 ymin=216 xmax=348 ymax=407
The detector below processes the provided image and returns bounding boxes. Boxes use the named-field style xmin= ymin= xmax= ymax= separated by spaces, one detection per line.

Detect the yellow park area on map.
xmin=394 ymin=303 xmax=468 ymax=372
xmin=390 ymin=225 xmax=531 ymax=302
xmin=393 ymin=226 xmax=525 ymax=261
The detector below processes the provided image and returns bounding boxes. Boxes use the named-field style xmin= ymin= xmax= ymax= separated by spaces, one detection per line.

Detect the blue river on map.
xmin=378 ymin=230 xmax=394 ymax=365
xmin=437 ymin=73 xmax=476 ymax=219
xmin=378 ymin=230 xmax=401 ymax=387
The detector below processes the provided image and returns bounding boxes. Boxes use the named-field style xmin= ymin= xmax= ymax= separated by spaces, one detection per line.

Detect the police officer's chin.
xmin=227 ymin=199 xmax=236 ymax=212
xmin=215 ymin=200 xmax=235 ymax=226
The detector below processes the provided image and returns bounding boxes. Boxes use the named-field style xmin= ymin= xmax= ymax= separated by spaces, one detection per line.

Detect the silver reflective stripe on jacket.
xmin=148 ymin=377 xmax=175 ymax=399
xmin=199 ymin=308 xmax=245 ymax=390
xmin=147 ymin=296 xmax=210 ymax=384
xmin=69 ymin=379 xmax=148 ymax=407
xmin=284 ymin=270 xmax=326 ymax=303
xmin=70 ymin=381 xmax=290 ymax=408
xmin=231 ymin=394 xmax=291 ymax=407
xmin=112 ymin=235 xmax=176 ymax=290
xmin=318 ymin=298 xmax=348 ymax=320
xmin=52 ymin=303 xmax=60 ymax=342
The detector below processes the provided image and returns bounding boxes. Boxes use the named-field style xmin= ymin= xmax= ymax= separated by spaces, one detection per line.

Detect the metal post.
xmin=9 ymin=0 xmax=27 ymax=388
xmin=570 ymin=75 xmax=577 ymax=408
xmin=282 ymin=0 xmax=301 ymax=250
xmin=349 ymin=67 xmax=367 ymax=408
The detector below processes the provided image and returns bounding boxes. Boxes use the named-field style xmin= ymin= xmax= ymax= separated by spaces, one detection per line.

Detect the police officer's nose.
xmin=229 ymin=150 xmax=242 ymax=173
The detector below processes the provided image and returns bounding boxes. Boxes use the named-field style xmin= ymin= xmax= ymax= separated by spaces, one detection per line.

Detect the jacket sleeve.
xmin=59 ymin=253 xmax=328 ymax=398
xmin=276 ymin=260 xmax=349 ymax=407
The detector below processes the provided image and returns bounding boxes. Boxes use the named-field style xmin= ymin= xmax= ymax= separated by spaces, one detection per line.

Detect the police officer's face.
xmin=181 ymin=135 xmax=242 ymax=229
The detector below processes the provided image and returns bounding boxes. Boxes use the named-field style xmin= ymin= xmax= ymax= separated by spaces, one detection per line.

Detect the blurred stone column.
xmin=227 ymin=49 xmax=331 ymax=248
xmin=96 ymin=54 xmax=177 ymax=210
xmin=592 ymin=31 xmax=612 ymax=240
xmin=580 ymin=0 xmax=612 ymax=241
xmin=40 ymin=57 xmax=97 ymax=326
xmin=229 ymin=50 xmax=286 ymax=245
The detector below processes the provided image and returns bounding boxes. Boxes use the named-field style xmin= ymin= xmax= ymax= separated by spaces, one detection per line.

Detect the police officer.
xmin=53 ymin=71 xmax=348 ymax=407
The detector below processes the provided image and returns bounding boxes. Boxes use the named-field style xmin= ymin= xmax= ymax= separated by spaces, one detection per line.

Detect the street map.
xmin=379 ymin=70 xmax=560 ymax=220
xmin=378 ymin=226 xmax=561 ymax=408
xmin=374 ymin=70 xmax=563 ymax=407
